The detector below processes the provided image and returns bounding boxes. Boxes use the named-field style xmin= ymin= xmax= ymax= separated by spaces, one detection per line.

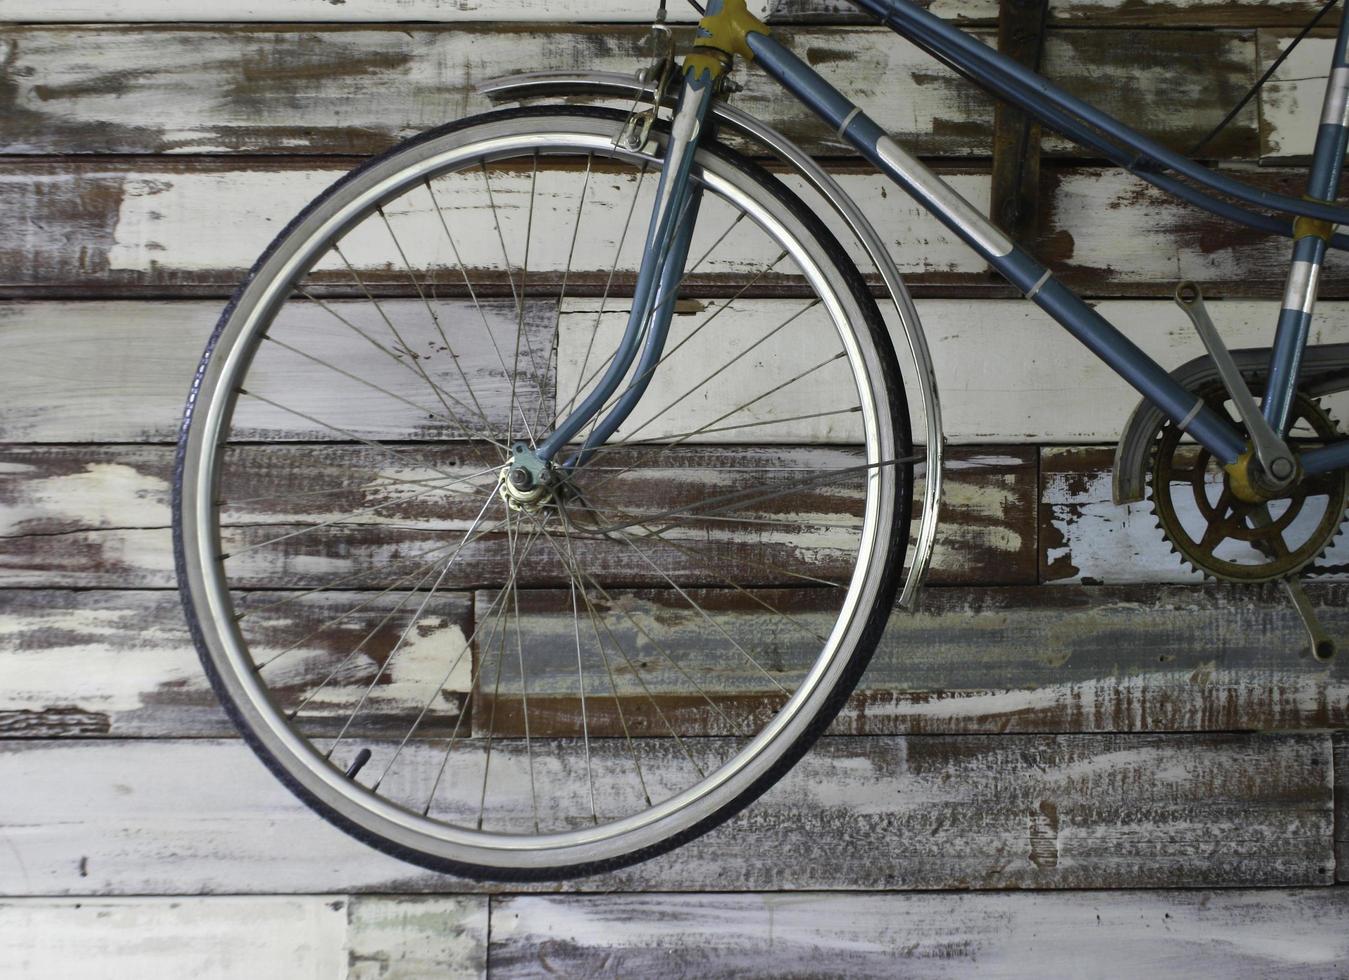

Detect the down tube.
xmin=743 ymin=31 xmax=1248 ymax=466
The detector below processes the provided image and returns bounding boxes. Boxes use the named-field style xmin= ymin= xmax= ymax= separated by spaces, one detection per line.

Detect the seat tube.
xmin=1265 ymin=3 xmax=1349 ymax=434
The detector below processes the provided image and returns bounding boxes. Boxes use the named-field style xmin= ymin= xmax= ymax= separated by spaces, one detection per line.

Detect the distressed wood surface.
xmin=0 ymin=443 xmax=1035 ymax=587
xmin=3 ymin=583 xmax=1346 ymax=739
xmin=0 ymin=895 xmax=487 ymax=980
xmin=4 ymin=299 xmax=1346 ymax=445
xmin=0 ymin=448 xmax=1030 ymax=591
xmin=7 ymin=0 xmax=1343 ymax=27
xmin=0 ymin=733 xmax=1331 ymax=893
xmin=1257 ymin=30 xmax=1341 ymax=161
xmin=6 ymin=161 xmax=1348 ymax=299
xmin=475 ymin=581 xmax=1349 ymax=736
xmin=1041 ymin=447 xmax=1349 ymax=585
xmin=0 ymin=25 xmax=1259 ymax=159
xmin=1336 ymin=733 xmax=1347 ymax=882
xmin=489 ymin=889 xmax=1349 ymax=978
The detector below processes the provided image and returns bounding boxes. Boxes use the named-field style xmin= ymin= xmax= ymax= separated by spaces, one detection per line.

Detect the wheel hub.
xmin=498 ymin=442 xmax=557 ymax=513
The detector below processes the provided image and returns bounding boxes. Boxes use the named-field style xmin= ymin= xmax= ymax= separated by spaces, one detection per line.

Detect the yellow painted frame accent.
xmin=684 ymin=0 xmax=770 ymax=80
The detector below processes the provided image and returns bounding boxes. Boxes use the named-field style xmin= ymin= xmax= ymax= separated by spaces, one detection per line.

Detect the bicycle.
xmin=173 ymin=0 xmax=1349 ymax=879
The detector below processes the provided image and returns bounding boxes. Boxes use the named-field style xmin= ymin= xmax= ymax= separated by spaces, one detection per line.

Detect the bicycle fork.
xmin=532 ymin=58 xmax=721 ymax=469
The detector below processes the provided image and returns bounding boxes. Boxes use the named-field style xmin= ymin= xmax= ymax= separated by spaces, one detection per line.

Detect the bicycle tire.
xmin=174 ymin=105 xmax=913 ymax=880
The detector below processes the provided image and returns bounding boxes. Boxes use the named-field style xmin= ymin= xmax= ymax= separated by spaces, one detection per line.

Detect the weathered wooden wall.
xmin=1 ymin=0 xmax=1346 ymax=976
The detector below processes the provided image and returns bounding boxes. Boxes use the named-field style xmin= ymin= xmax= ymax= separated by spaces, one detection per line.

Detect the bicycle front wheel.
xmin=174 ymin=106 xmax=912 ymax=879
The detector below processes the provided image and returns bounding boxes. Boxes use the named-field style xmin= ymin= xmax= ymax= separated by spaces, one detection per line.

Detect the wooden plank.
xmin=0 ymin=733 xmax=1329 ymax=893
xmin=346 ymin=895 xmax=488 ymax=980
xmin=988 ymin=0 xmax=1047 ymax=248
xmin=1041 ymin=446 xmax=1349 ymax=585
xmin=0 ymin=444 xmax=1035 ymax=587
xmin=1257 ymin=29 xmax=1340 ymax=161
xmin=488 ymin=889 xmax=1349 ymax=978
xmin=0 ymin=897 xmax=349 ymax=979
xmin=1336 ymin=732 xmax=1347 ymax=882
xmin=774 ymin=0 xmax=1347 ymax=26
xmin=6 ymin=0 xmax=776 ymax=22
xmin=8 ymin=0 xmax=1342 ymax=28
xmin=0 ymin=895 xmax=487 ymax=980
xmin=473 ymin=581 xmax=1349 ymax=736
xmin=4 ymin=298 xmax=1347 ymax=445
xmin=5 ymin=161 xmax=1347 ymax=298
xmin=4 ymin=582 xmax=1346 ymax=738
xmin=0 ymin=587 xmax=475 ymax=739
xmin=0 ymin=25 xmax=1259 ymax=158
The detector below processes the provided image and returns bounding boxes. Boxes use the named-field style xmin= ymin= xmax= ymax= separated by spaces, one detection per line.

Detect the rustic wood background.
xmin=3 ymin=0 xmax=1349 ymax=976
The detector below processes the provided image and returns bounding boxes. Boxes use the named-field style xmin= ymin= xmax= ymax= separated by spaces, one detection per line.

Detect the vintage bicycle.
xmin=173 ymin=0 xmax=1349 ymax=878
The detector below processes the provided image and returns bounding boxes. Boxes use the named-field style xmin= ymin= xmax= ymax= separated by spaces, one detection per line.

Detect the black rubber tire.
xmin=173 ymin=105 xmax=913 ymax=881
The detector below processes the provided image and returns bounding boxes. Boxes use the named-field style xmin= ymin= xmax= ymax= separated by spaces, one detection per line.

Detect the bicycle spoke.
xmin=423 ymin=178 xmax=551 ymax=427
xmin=321 ymin=492 xmax=499 ymax=752
xmin=530 ymin=153 xmax=594 ymax=442
xmin=375 ymin=206 xmax=499 ymax=437
xmin=224 ymin=469 xmax=496 ymax=561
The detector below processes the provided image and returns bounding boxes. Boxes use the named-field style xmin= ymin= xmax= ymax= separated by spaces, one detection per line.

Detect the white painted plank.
xmin=0 ymin=897 xmax=348 ymax=980
xmin=10 ymin=162 xmax=1336 ymax=292
xmin=1042 ymin=447 xmax=1349 ymax=584
xmin=1257 ymin=30 xmax=1338 ymax=160
xmin=4 ymin=0 xmax=1336 ymax=25
xmin=0 ymin=734 xmax=1329 ymax=894
xmin=0 ymin=896 xmax=489 ymax=980
xmin=0 ymin=443 xmax=1033 ymax=588
xmin=0 ymin=0 xmax=775 ymax=23
xmin=5 ymin=584 xmax=1348 ymax=738
xmin=3 ymin=298 xmax=1345 ymax=444
xmin=489 ymin=890 xmax=1349 ymax=979
xmin=346 ymin=895 xmax=487 ymax=980
xmin=0 ymin=26 xmax=1257 ymax=157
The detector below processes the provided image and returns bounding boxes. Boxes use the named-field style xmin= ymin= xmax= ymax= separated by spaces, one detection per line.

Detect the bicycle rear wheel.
xmin=174 ymin=106 xmax=912 ymax=879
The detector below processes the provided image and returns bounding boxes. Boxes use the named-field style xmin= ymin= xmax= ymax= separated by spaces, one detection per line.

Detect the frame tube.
xmin=746 ymin=30 xmax=1248 ymax=465
xmin=852 ymin=0 xmax=1349 ymax=230
xmin=1263 ymin=3 xmax=1349 ymax=433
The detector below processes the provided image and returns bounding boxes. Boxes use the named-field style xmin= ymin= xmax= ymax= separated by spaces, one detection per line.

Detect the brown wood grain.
xmin=0 ymin=444 xmax=1036 ymax=589
xmin=0 ymin=25 xmax=1259 ymax=159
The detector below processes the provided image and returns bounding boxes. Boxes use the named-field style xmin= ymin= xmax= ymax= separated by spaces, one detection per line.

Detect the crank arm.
xmin=1174 ymin=282 xmax=1298 ymax=486
xmin=1248 ymin=504 xmax=1337 ymax=660
xmin=1282 ymin=577 xmax=1337 ymax=661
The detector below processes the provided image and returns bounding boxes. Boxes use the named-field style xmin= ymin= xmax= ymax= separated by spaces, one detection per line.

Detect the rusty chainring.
xmin=1147 ymin=382 xmax=1348 ymax=582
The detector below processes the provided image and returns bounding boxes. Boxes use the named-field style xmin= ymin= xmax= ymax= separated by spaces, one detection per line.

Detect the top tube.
xmin=850 ymin=0 xmax=1349 ymax=231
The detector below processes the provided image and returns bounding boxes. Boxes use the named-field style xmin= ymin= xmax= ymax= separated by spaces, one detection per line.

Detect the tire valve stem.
xmin=345 ymin=747 xmax=373 ymax=779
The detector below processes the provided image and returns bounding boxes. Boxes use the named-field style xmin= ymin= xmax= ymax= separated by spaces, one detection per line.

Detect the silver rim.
xmin=179 ymin=111 xmax=901 ymax=871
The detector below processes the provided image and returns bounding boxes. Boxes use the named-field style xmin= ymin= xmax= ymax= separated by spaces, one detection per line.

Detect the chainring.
xmin=1146 ymin=381 xmax=1348 ymax=582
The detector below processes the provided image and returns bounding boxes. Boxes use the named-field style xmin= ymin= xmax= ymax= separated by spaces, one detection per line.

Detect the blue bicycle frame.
xmin=537 ymin=0 xmax=1349 ymax=481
